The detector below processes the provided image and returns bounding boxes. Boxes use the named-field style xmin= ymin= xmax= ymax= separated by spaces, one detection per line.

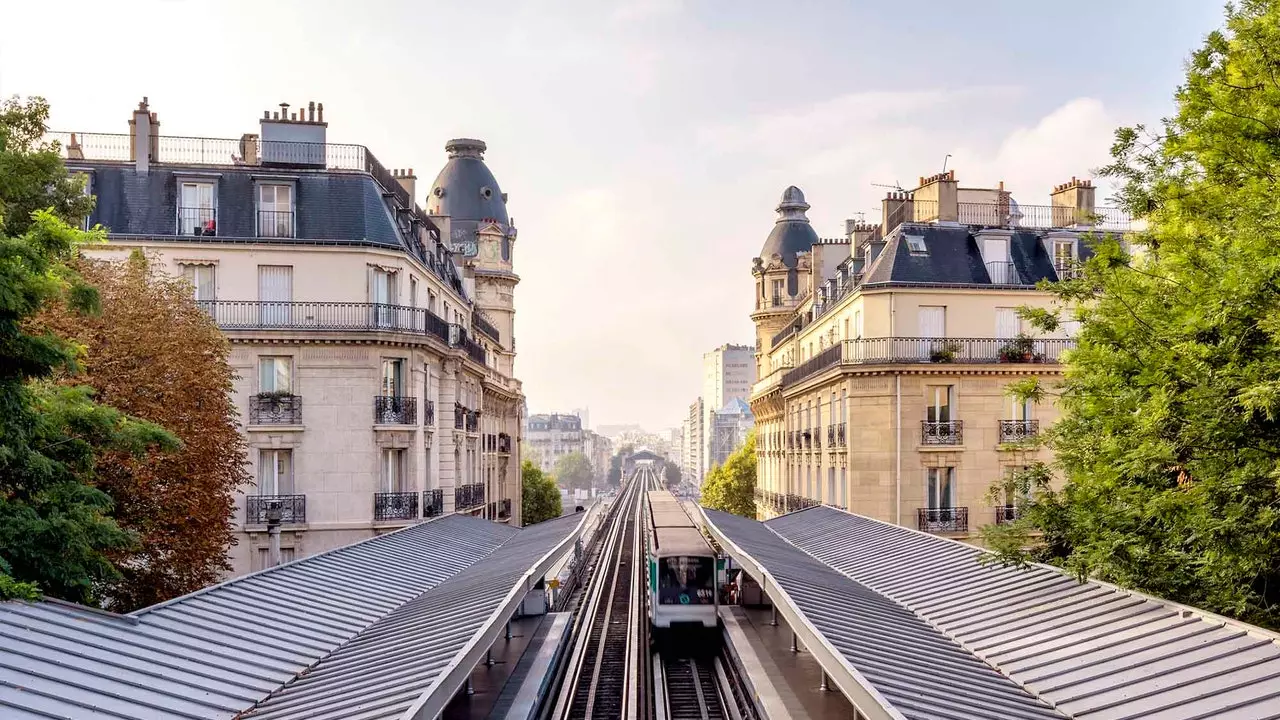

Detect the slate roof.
xmin=705 ymin=505 xmax=1280 ymax=720
xmin=425 ymin=139 xmax=510 ymax=228
xmin=0 ymin=513 xmax=584 ymax=720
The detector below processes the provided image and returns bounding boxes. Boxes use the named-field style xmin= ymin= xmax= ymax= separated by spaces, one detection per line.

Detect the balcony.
xmin=178 ymin=206 xmax=217 ymax=236
xmin=813 ymin=426 xmax=822 ymax=449
xmin=473 ymin=312 xmax=500 ymax=343
xmin=802 ymin=430 xmax=812 ymax=450
xmin=922 ymin=421 xmax=963 ymax=445
xmin=455 ymin=483 xmax=484 ymax=511
xmin=917 ymin=507 xmax=968 ymax=533
xmin=999 ymin=420 xmax=1039 ymax=444
xmin=1054 ymin=260 xmax=1082 ymax=280
xmin=466 ymin=410 xmax=480 ymax=434
xmin=423 ymin=489 xmax=444 ymax=518
xmin=374 ymin=492 xmax=418 ymax=522
xmin=248 ymin=393 xmax=302 ymax=425
xmin=200 ymin=301 xmax=454 ymax=344
xmin=985 ymin=260 xmax=1021 ymax=285
xmin=424 ymin=400 xmax=436 ymax=427
xmin=373 ymin=396 xmax=417 ymax=425
xmin=837 ymin=423 xmax=846 ymax=447
xmin=786 ymin=494 xmax=820 ymax=511
xmin=497 ymin=433 xmax=512 ymax=454
xmin=247 ymin=495 xmax=306 ymax=525
xmin=460 ymin=334 xmax=487 ymax=366
xmin=995 ymin=505 xmax=1022 ymax=525
xmin=257 ymin=209 xmax=295 ymax=239
xmin=454 ymin=403 xmax=465 ymax=429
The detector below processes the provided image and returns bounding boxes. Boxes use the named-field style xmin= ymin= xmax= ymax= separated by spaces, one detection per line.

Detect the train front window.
xmin=657 ymin=556 xmax=715 ymax=604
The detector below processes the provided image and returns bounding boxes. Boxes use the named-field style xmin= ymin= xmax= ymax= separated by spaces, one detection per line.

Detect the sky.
xmin=0 ymin=0 xmax=1224 ymax=431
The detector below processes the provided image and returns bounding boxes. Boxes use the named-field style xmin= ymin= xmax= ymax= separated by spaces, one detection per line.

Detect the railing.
xmin=374 ymin=396 xmax=417 ymax=425
xmin=422 ymin=489 xmax=445 ymax=518
xmin=465 ymin=410 xmax=479 ymax=433
xmin=178 ymin=206 xmax=217 ymax=236
xmin=257 ymin=209 xmax=295 ymax=239
xmin=837 ymin=422 xmax=846 ymax=447
xmin=248 ymin=394 xmax=302 ymax=424
xmin=461 ymin=334 xmax=487 ymax=365
xmin=497 ymin=433 xmax=512 ymax=454
xmin=813 ymin=426 xmax=822 ymax=449
xmin=958 ymin=202 xmax=1130 ymax=232
xmin=472 ymin=312 xmax=500 ymax=343
xmin=786 ymin=493 xmax=820 ymax=512
xmin=918 ymin=507 xmax=968 ymax=533
xmin=752 ymin=365 xmax=791 ymax=397
xmin=995 ymin=505 xmax=1022 ymax=525
xmin=454 ymin=404 xmax=465 ymax=429
xmin=374 ymin=492 xmax=418 ymax=521
xmin=802 ymin=430 xmax=812 ymax=450
xmin=922 ymin=421 xmax=963 ymax=445
xmin=771 ymin=323 xmax=799 ymax=347
xmin=246 ymin=495 xmax=306 ymax=524
xmin=782 ymin=343 xmax=842 ymax=386
xmin=455 ymin=483 xmax=484 ymax=511
xmin=198 ymin=301 xmax=454 ymax=343
xmin=985 ymin=260 xmax=1021 ymax=285
xmin=424 ymin=400 xmax=435 ymax=427
xmin=1054 ymin=261 xmax=1082 ymax=280
xmin=999 ymin=419 xmax=1039 ymax=443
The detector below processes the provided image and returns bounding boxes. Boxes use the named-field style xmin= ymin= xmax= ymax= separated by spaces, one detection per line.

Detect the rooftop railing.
xmin=472 ymin=312 xmax=501 ymax=343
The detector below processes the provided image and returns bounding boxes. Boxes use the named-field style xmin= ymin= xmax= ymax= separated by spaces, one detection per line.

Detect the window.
xmin=381 ymin=448 xmax=406 ymax=493
xmin=827 ymin=467 xmax=835 ymax=504
xmin=995 ymin=308 xmax=1020 ymax=339
xmin=370 ymin=267 xmax=397 ymax=327
xmin=926 ymin=385 xmax=953 ymax=423
xmin=410 ymin=276 xmax=418 ymax=308
xmin=258 ymin=184 xmax=294 ymax=238
xmin=181 ymin=264 xmax=216 ymax=303
xmin=927 ymin=467 xmax=955 ymax=509
xmin=259 ymin=356 xmax=292 ymax=393
xmin=1053 ymin=240 xmax=1076 ymax=275
xmin=770 ymin=279 xmax=784 ymax=302
xmin=918 ymin=306 xmax=946 ymax=338
xmin=839 ymin=467 xmax=847 ymax=508
xmin=179 ymin=182 xmax=216 ymax=235
xmin=381 ymin=358 xmax=404 ymax=397
xmin=1006 ymin=395 xmax=1033 ymax=421
xmin=258 ymin=449 xmax=294 ymax=495
xmin=854 ymin=310 xmax=863 ymax=339
xmin=258 ymin=265 xmax=293 ymax=325
xmin=905 ymin=234 xmax=927 ymax=254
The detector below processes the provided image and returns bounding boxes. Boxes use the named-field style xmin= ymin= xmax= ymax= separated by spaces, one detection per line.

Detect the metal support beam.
xmin=821 ymin=672 xmax=829 ymax=692
xmin=790 ymin=632 xmax=798 ymax=653
xmin=771 ymin=604 xmax=778 ymax=627
xmin=485 ymin=649 xmax=494 ymax=666
xmin=465 ymin=678 xmax=474 ymax=696
xmin=505 ymin=620 xmax=512 ymax=640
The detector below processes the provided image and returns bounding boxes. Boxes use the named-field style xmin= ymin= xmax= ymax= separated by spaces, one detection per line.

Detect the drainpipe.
xmin=895 ymin=374 xmax=902 ymax=527
xmin=266 ymin=502 xmax=283 ymax=568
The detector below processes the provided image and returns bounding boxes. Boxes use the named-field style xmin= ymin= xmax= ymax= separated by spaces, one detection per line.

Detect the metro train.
xmin=643 ymin=489 xmax=719 ymax=629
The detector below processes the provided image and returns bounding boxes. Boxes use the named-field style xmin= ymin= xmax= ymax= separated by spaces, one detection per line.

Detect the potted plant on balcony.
xmin=998 ymin=334 xmax=1036 ymax=363
xmin=930 ymin=341 xmax=961 ymax=363
xmin=254 ymin=389 xmax=293 ymax=401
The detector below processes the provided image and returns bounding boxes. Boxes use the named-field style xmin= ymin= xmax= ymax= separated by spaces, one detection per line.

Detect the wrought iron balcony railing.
xmin=374 ymin=395 xmax=417 ymax=425
xmin=247 ymin=495 xmax=306 ymax=525
xmin=178 ymin=206 xmax=216 ymax=236
xmin=999 ymin=419 xmax=1039 ymax=443
xmin=785 ymin=493 xmax=820 ymax=511
xmin=922 ymin=421 xmax=963 ymax=445
xmin=455 ymin=403 xmax=466 ymax=429
xmin=985 ymin=260 xmax=1021 ymax=285
xmin=827 ymin=426 xmax=835 ymax=446
xmin=455 ymin=483 xmax=484 ymax=511
xmin=198 ymin=301 xmax=454 ymax=344
xmin=472 ymin=312 xmax=500 ymax=343
xmin=424 ymin=400 xmax=435 ymax=427
xmin=1054 ymin=261 xmax=1082 ymax=280
xmin=422 ymin=489 xmax=444 ymax=518
xmin=248 ymin=393 xmax=302 ymax=424
xmin=465 ymin=410 xmax=479 ymax=433
xmin=257 ymin=209 xmax=295 ymax=238
xmin=497 ymin=433 xmax=512 ymax=454
xmin=374 ymin=492 xmax=418 ymax=521
xmin=917 ymin=507 xmax=968 ymax=533
xmin=995 ymin=505 xmax=1022 ymax=525
xmin=837 ymin=422 xmax=846 ymax=447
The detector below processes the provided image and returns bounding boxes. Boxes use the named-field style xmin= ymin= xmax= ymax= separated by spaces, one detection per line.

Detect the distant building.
xmin=524 ymin=413 xmax=584 ymax=475
xmin=583 ymin=429 xmax=613 ymax=485
xmin=683 ymin=398 xmax=704 ymax=485
xmin=697 ymin=344 xmax=756 ymax=478
xmin=597 ymin=423 xmax=644 ymax=441
xmin=710 ymin=398 xmax=755 ymax=469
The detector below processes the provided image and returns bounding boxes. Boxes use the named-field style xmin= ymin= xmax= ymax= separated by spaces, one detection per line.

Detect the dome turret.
xmin=426 ymin=138 xmax=511 ymax=251
xmin=758 ymin=185 xmax=818 ymax=266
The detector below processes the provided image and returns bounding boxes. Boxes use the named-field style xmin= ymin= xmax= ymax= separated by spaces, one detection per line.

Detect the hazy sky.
xmin=1 ymin=0 xmax=1222 ymax=431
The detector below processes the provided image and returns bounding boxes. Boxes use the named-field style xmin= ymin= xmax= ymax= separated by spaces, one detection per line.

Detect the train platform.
xmin=721 ymin=606 xmax=857 ymax=720
xmin=440 ymin=612 xmax=573 ymax=720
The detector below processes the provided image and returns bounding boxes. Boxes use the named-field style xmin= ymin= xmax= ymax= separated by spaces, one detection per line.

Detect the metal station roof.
xmin=705 ymin=508 xmax=1062 ymax=720
xmin=767 ymin=506 xmax=1280 ymax=720
xmin=0 ymin=513 xmax=585 ymax=720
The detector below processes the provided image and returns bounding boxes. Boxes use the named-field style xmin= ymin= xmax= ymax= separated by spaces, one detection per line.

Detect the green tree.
xmin=700 ymin=431 xmax=756 ymax=518
xmin=663 ymin=462 xmax=681 ymax=489
xmin=522 ymin=460 xmax=562 ymax=525
xmin=984 ymin=2 xmax=1280 ymax=629
xmin=607 ymin=444 xmax=634 ymax=486
xmin=554 ymin=452 xmax=594 ymax=491
xmin=0 ymin=97 xmax=176 ymax=602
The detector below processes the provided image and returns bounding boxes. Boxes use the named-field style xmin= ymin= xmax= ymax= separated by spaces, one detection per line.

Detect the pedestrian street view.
xmin=1 ymin=2 xmax=1279 ymax=718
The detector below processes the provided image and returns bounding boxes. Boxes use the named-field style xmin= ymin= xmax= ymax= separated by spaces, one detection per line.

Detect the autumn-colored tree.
xmin=39 ymin=253 xmax=247 ymax=610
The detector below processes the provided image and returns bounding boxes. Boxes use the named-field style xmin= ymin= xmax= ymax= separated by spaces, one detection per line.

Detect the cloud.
xmin=610 ymin=0 xmax=685 ymax=24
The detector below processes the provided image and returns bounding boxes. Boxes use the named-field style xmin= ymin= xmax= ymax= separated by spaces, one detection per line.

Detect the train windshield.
xmin=657 ymin=556 xmax=715 ymax=605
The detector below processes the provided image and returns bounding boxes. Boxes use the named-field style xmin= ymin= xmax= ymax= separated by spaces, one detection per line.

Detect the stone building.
xmin=61 ymin=98 xmax=524 ymax=575
xmin=700 ymin=344 xmax=756 ymax=476
xmin=709 ymin=398 xmax=755 ymax=469
xmin=749 ymin=172 xmax=1126 ymax=538
xmin=524 ymin=413 xmax=585 ymax=474
xmin=682 ymin=397 xmax=704 ymax=485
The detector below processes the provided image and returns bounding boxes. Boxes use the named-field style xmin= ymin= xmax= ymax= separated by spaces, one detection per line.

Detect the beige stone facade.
xmin=65 ymin=99 xmax=524 ymax=576
xmin=749 ymin=174 xmax=1125 ymax=539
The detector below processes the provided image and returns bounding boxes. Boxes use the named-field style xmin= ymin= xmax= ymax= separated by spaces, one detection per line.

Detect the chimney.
xmin=881 ymin=191 xmax=914 ymax=235
xmin=913 ymin=169 xmax=958 ymax=223
xmin=260 ymin=101 xmax=327 ymax=166
xmin=308 ymin=101 xmax=315 ymax=122
xmin=394 ymin=168 xmax=418 ymax=204
xmin=127 ymin=97 xmax=157 ymax=173
xmin=846 ymin=219 xmax=879 ymax=247
xmin=317 ymin=103 xmax=324 ymax=123
xmin=66 ymin=132 xmax=84 ymax=160
xmin=239 ymin=133 xmax=261 ymax=166
xmin=1050 ymin=177 xmax=1096 ymax=227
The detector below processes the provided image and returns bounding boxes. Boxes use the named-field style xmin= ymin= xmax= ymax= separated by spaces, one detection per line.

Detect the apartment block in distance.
xmin=59 ymin=98 xmax=524 ymax=575
xmin=524 ymin=413 xmax=585 ymax=475
xmin=749 ymin=173 xmax=1128 ymax=539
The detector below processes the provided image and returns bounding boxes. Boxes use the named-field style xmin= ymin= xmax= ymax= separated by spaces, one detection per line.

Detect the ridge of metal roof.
xmin=702 ymin=507 xmax=1064 ymax=720
xmin=0 ymin=514 xmax=580 ymax=720
xmin=765 ymin=506 xmax=1280 ymax=720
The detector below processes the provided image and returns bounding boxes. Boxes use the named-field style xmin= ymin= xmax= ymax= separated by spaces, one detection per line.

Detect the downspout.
xmin=895 ymin=373 xmax=902 ymax=527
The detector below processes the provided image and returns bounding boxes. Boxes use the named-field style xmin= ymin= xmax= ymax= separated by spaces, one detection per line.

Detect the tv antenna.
xmin=871 ymin=181 xmax=905 ymax=192
xmin=941 ymin=154 xmax=952 ymax=174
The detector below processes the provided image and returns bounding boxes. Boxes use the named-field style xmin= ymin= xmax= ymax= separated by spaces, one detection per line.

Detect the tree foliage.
xmin=607 ymin=444 xmax=633 ymax=486
xmin=553 ymin=452 xmax=594 ymax=491
xmin=0 ymin=97 xmax=176 ymax=603
xmin=984 ymin=2 xmax=1280 ymax=629
xmin=36 ymin=253 xmax=247 ymax=610
xmin=522 ymin=460 xmax=562 ymax=525
xmin=700 ymin=431 xmax=756 ymax=518
xmin=663 ymin=462 xmax=681 ymax=489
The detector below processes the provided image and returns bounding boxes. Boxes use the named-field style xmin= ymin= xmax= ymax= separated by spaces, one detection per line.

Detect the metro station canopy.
xmin=704 ymin=505 xmax=1280 ymax=720
xmin=0 ymin=513 xmax=585 ymax=720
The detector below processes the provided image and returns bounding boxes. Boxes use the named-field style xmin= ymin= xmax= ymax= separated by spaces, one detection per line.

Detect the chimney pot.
xmin=317 ymin=103 xmax=324 ymax=123
xmin=308 ymin=101 xmax=315 ymax=122
xmin=263 ymin=110 xmax=270 ymax=119
xmin=273 ymin=111 xmax=279 ymax=120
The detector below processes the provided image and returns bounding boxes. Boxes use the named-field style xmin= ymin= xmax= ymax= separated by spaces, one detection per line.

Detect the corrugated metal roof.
xmin=705 ymin=508 xmax=1064 ymax=720
xmin=242 ymin=513 xmax=583 ymax=720
xmin=0 ymin=513 xmax=582 ymax=720
xmin=766 ymin=506 xmax=1280 ymax=720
